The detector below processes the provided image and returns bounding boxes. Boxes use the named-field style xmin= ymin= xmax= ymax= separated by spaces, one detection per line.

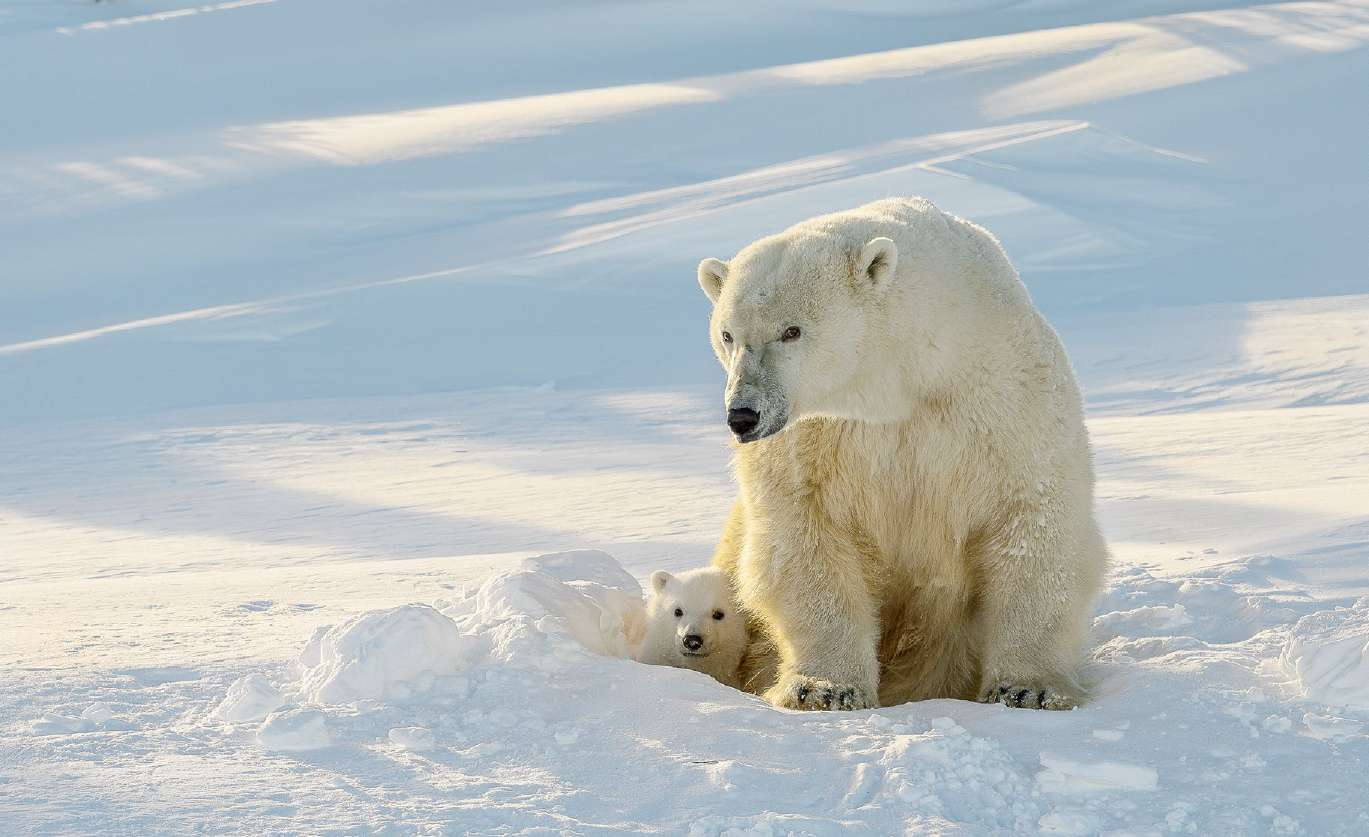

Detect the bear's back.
xmin=782 ymin=197 xmax=1027 ymax=306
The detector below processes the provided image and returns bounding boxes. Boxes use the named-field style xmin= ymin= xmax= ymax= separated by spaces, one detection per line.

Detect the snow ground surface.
xmin=3 ymin=0 xmax=1369 ymax=834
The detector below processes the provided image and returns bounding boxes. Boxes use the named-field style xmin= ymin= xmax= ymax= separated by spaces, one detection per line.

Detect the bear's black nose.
xmin=682 ymin=634 xmax=703 ymax=651
xmin=727 ymin=408 xmax=760 ymax=436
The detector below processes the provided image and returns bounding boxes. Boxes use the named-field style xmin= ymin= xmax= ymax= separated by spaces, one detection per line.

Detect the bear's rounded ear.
xmin=855 ymin=237 xmax=898 ymax=289
xmin=650 ymin=570 xmax=673 ymax=594
xmin=697 ymin=258 xmax=728 ymax=304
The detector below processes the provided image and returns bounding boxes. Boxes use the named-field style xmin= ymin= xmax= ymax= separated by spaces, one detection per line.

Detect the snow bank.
xmin=466 ymin=550 xmax=645 ymax=663
xmin=215 ymin=549 xmax=646 ymax=750
xmin=297 ymin=604 xmax=482 ymax=704
xmin=1281 ymin=597 xmax=1369 ymax=710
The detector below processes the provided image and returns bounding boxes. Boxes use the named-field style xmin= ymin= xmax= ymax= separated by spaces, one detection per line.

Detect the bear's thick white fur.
xmin=634 ymin=567 xmax=747 ymax=688
xmin=698 ymin=197 xmax=1108 ymax=711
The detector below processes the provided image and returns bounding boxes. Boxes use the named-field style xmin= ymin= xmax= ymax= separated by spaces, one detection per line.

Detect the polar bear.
xmin=697 ymin=197 xmax=1108 ymax=711
xmin=635 ymin=567 xmax=747 ymax=688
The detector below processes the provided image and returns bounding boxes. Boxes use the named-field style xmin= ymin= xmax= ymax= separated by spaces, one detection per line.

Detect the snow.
xmin=387 ymin=726 xmax=436 ymax=753
xmin=256 ymin=706 xmax=331 ymax=753
xmin=1036 ymin=754 xmax=1160 ymax=794
xmin=295 ymin=604 xmax=480 ymax=704
xmin=213 ymin=672 xmax=286 ymax=723
xmin=1281 ymin=599 xmax=1369 ymax=710
xmin=3 ymin=0 xmax=1369 ymax=833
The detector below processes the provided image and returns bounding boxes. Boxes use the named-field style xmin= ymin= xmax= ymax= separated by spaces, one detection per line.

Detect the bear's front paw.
xmin=979 ymin=682 xmax=1079 ymax=710
xmin=765 ymin=674 xmax=876 ymax=711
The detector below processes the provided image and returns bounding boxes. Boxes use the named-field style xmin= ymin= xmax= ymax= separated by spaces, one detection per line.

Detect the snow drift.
xmin=1281 ymin=598 xmax=1369 ymax=711
xmin=217 ymin=550 xmax=649 ymax=752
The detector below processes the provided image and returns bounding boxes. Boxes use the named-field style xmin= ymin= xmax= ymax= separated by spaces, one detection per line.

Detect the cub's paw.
xmin=765 ymin=674 xmax=875 ymax=711
xmin=979 ymin=682 xmax=1079 ymax=710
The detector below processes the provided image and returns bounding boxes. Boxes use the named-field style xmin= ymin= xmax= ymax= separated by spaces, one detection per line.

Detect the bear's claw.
xmin=767 ymin=675 xmax=875 ymax=711
xmin=979 ymin=682 xmax=1078 ymax=710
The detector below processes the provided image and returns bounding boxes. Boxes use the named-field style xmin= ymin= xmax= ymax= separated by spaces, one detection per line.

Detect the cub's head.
xmin=697 ymin=233 xmax=898 ymax=442
xmin=647 ymin=567 xmax=745 ymax=662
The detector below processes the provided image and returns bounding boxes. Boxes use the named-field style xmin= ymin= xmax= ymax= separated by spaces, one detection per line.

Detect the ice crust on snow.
xmin=1281 ymin=597 xmax=1369 ymax=710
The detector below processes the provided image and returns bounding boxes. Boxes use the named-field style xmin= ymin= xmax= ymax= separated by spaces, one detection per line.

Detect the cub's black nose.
xmin=727 ymin=408 xmax=760 ymax=436
xmin=682 ymin=634 xmax=703 ymax=651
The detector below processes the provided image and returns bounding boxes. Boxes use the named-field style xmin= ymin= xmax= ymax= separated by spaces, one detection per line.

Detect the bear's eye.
xmin=781 ymin=326 xmax=801 ymax=342
xmin=712 ymin=610 xmax=724 ymax=620
xmin=673 ymin=607 xmax=683 ymax=618
xmin=721 ymin=331 xmax=733 ymax=344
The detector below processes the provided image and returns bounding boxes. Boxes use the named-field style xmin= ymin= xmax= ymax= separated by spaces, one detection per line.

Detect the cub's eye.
xmin=781 ymin=326 xmax=801 ymax=342
xmin=673 ymin=607 xmax=683 ymax=618
xmin=721 ymin=331 xmax=733 ymax=344
xmin=712 ymin=610 xmax=725 ymax=620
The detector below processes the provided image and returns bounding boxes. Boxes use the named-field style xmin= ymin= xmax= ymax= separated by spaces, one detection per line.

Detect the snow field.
xmin=175 ymin=545 xmax=1369 ymax=834
xmin=4 ymin=0 xmax=1369 ymax=832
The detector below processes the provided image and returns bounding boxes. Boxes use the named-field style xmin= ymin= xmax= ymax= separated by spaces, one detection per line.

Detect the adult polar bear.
xmin=698 ymin=197 xmax=1107 ymax=711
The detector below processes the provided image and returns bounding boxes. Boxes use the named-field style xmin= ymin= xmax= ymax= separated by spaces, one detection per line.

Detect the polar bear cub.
xmin=635 ymin=567 xmax=747 ymax=688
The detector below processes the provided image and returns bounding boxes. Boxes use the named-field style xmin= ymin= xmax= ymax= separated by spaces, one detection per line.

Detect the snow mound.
xmin=1280 ymin=597 xmax=1369 ymax=710
xmin=29 ymin=714 xmax=96 ymax=736
xmin=214 ymin=550 xmax=649 ymax=752
xmin=214 ymin=672 xmax=285 ymax=723
xmin=298 ymin=603 xmax=483 ymax=704
xmin=464 ymin=550 xmax=645 ymax=662
xmin=519 ymin=549 xmax=641 ymax=593
xmin=257 ymin=706 xmax=331 ymax=752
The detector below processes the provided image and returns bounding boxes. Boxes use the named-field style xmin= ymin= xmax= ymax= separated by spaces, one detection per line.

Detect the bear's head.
xmin=647 ymin=568 xmax=746 ymax=664
xmin=697 ymin=233 xmax=898 ymax=442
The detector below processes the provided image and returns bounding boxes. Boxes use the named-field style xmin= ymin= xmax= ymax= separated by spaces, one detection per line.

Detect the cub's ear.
xmin=855 ymin=237 xmax=898 ymax=288
xmin=697 ymin=258 xmax=728 ymax=304
xmin=650 ymin=570 xmax=673 ymax=594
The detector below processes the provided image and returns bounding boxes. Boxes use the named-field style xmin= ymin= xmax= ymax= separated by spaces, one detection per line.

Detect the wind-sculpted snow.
xmin=216 ymin=550 xmax=644 ymax=751
xmin=467 ymin=550 xmax=646 ymax=662
xmin=5 ymin=0 xmax=1369 ymax=832
xmin=295 ymin=604 xmax=483 ymax=704
xmin=1282 ymin=599 xmax=1369 ymax=711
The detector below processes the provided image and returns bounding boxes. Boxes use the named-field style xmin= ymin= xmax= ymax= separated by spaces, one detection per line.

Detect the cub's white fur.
xmin=699 ymin=197 xmax=1108 ymax=711
xmin=635 ymin=567 xmax=747 ymax=688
